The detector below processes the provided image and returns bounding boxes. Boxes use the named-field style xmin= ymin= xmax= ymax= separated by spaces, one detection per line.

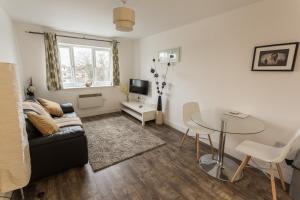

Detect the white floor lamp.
xmin=0 ymin=63 xmax=31 ymax=199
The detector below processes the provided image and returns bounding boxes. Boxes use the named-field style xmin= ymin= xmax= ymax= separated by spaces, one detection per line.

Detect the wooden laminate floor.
xmin=13 ymin=113 xmax=290 ymax=200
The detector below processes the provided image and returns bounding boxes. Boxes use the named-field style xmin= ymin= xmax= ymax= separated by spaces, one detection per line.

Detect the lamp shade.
xmin=113 ymin=7 xmax=135 ymax=32
xmin=0 ymin=63 xmax=31 ymax=193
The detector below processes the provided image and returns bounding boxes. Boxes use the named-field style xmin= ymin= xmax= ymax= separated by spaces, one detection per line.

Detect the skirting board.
xmin=164 ymin=119 xmax=291 ymax=183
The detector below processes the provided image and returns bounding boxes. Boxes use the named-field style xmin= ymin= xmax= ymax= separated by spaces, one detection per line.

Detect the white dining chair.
xmin=180 ymin=102 xmax=214 ymax=160
xmin=231 ymin=129 xmax=300 ymax=200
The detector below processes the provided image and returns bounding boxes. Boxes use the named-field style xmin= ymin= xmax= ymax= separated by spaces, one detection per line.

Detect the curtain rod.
xmin=26 ymin=31 xmax=120 ymax=43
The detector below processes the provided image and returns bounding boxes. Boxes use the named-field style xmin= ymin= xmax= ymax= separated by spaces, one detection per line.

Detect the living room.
xmin=1 ymin=0 xmax=300 ymax=200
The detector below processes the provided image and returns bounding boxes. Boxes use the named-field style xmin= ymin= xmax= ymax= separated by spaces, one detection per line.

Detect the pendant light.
xmin=113 ymin=0 xmax=135 ymax=32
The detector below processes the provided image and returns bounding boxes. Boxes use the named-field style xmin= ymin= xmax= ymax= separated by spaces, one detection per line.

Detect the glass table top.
xmin=191 ymin=111 xmax=265 ymax=134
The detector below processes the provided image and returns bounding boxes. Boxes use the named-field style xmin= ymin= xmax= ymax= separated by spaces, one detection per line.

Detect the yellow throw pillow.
xmin=27 ymin=112 xmax=59 ymax=136
xmin=38 ymin=98 xmax=64 ymax=117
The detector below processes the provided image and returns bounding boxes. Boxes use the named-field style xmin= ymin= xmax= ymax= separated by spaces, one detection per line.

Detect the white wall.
xmin=0 ymin=7 xmax=16 ymax=62
xmin=0 ymin=7 xmax=24 ymax=91
xmin=135 ymin=0 xmax=300 ymax=182
xmin=15 ymin=22 xmax=135 ymax=117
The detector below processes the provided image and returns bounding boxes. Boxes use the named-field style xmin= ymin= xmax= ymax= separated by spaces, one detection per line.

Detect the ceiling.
xmin=1 ymin=0 xmax=262 ymax=39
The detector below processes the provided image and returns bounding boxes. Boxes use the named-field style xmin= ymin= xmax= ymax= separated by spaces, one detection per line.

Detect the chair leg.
xmin=231 ymin=155 xmax=251 ymax=183
xmin=196 ymin=133 xmax=200 ymax=160
xmin=208 ymin=134 xmax=214 ymax=158
xmin=270 ymin=163 xmax=277 ymax=200
xmin=276 ymin=163 xmax=286 ymax=192
xmin=180 ymin=128 xmax=189 ymax=147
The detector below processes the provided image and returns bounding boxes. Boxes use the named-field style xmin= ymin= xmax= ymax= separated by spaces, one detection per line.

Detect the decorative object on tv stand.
xmin=119 ymin=83 xmax=130 ymax=102
xmin=252 ymin=42 xmax=299 ymax=71
xmin=150 ymin=58 xmax=171 ymax=125
xmin=26 ymin=77 xmax=36 ymax=97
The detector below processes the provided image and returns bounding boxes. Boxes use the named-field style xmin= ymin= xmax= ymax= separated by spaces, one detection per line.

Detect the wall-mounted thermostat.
xmin=158 ymin=47 xmax=181 ymax=63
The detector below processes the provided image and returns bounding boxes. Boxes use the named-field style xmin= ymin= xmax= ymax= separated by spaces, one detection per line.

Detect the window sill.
xmin=62 ymin=85 xmax=114 ymax=90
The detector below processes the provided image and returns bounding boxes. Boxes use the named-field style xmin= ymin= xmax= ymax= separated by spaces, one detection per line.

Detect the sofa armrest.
xmin=29 ymin=134 xmax=88 ymax=181
xmin=29 ymin=126 xmax=84 ymax=147
xmin=60 ymin=103 xmax=74 ymax=114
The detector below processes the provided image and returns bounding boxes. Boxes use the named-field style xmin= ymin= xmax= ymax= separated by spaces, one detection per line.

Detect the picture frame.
xmin=251 ymin=42 xmax=299 ymax=71
xmin=158 ymin=47 xmax=181 ymax=63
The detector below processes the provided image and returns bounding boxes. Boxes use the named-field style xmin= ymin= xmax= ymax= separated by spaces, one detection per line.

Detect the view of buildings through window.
xmin=58 ymin=44 xmax=112 ymax=88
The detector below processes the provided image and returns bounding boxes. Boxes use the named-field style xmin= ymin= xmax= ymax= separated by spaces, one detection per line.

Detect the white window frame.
xmin=58 ymin=43 xmax=113 ymax=89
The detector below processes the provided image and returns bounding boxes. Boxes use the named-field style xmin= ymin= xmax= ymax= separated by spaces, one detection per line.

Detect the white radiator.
xmin=77 ymin=93 xmax=104 ymax=109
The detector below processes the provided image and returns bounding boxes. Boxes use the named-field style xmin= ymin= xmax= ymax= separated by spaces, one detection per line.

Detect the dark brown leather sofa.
xmin=23 ymin=102 xmax=88 ymax=182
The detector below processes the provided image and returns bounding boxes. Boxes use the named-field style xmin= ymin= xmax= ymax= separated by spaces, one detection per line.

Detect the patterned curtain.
xmin=44 ymin=32 xmax=62 ymax=90
xmin=112 ymin=40 xmax=120 ymax=86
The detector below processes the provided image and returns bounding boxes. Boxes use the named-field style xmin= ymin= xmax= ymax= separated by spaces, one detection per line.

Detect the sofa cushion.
xmin=27 ymin=112 xmax=59 ymax=136
xmin=38 ymin=98 xmax=64 ymax=117
xmin=25 ymin=118 xmax=42 ymax=139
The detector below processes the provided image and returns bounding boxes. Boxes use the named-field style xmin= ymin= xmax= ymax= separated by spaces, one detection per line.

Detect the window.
xmin=58 ymin=43 xmax=112 ymax=89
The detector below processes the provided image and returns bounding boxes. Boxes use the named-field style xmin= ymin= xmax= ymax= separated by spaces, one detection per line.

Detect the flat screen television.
xmin=129 ymin=79 xmax=149 ymax=95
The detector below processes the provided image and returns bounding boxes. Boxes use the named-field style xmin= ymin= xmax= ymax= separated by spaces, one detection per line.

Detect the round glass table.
xmin=191 ymin=111 xmax=265 ymax=181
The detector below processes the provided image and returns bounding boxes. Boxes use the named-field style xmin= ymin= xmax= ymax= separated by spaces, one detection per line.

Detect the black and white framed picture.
xmin=252 ymin=42 xmax=299 ymax=71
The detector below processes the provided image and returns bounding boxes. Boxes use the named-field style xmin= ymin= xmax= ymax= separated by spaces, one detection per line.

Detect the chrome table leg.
xmin=198 ymin=120 xmax=242 ymax=181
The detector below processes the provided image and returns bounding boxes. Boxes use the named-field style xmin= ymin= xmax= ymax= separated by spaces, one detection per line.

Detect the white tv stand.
xmin=121 ymin=101 xmax=156 ymax=126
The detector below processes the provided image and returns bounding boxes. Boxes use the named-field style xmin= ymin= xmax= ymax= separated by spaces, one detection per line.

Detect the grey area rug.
xmin=83 ymin=114 xmax=166 ymax=172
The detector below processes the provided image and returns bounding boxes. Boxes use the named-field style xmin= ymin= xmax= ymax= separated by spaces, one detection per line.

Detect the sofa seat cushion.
xmin=61 ymin=112 xmax=77 ymax=118
xmin=54 ymin=116 xmax=82 ymax=128
xmin=29 ymin=125 xmax=84 ymax=147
